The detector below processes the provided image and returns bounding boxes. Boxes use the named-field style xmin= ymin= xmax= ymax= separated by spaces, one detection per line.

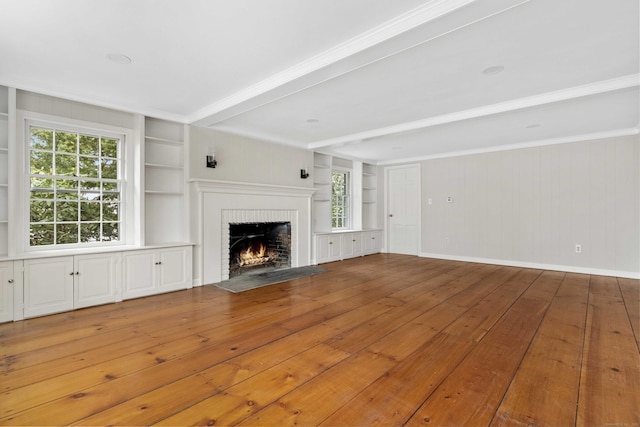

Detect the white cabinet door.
xmin=364 ymin=230 xmax=382 ymax=254
xmin=0 ymin=261 xmax=14 ymax=323
xmin=74 ymin=253 xmax=117 ymax=309
xmin=122 ymin=250 xmax=156 ymax=299
xmin=158 ymin=247 xmax=191 ymax=292
xmin=123 ymin=246 xmax=191 ymax=299
xmin=24 ymin=257 xmax=74 ymax=318
xmin=315 ymin=234 xmax=331 ymax=264
xmin=340 ymin=233 xmax=364 ymax=259
xmin=328 ymin=235 xmax=341 ymax=261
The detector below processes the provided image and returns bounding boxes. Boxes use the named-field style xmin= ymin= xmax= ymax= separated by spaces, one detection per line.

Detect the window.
xmin=331 ymin=169 xmax=350 ymax=229
xmin=28 ymin=124 xmax=122 ymax=247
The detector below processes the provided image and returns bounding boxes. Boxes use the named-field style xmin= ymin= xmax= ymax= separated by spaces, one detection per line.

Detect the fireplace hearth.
xmin=229 ymin=222 xmax=291 ymax=278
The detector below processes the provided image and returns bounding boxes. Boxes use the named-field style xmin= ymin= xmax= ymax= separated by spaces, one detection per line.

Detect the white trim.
xmin=0 ymin=77 xmax=188 ymax=124
xmin=377 ymin=128 xmax=640 ymax=165
xmin=310 ymin=75 xmax=640 ymax=150
xmin=190 ymin=178 xmax=316 ymax=198
xmin=188 ymin=0 xmax=479 ymax=124
xmin=419 ymin=252 xmax=640 ymax=279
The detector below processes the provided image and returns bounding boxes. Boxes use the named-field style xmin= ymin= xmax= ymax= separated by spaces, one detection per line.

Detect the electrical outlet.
xmin=575 ymin=244 xmax=582 ymax=253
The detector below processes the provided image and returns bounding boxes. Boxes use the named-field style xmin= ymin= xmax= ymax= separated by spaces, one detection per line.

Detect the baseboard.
xmin=419 ymin=252 xmax=640 ymax=279
xmin=192 ymin=278 xmax=203 ymax=287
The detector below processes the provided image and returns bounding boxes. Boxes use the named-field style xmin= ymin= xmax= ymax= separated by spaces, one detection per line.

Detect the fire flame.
xmin=239 ymin=243 xmax=270 ymax=266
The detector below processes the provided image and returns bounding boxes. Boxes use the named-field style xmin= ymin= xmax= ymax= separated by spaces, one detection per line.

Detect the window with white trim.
xmin=28 ymin=124 xmax=122 ymax=247
xmin=331 ymin=169 xmax=350 ymax=229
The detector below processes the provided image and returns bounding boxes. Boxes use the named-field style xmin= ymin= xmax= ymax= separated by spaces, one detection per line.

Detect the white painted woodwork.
xmin=74 ymin=253 xmax=117 ymax=309
xmin=122 ymin=250 xmax=157 ymax=300
xmin=144 ymin=118 xmax=187 ymax=245
xmin=23 ymin=257 xmax=74 ymax=318
xmin=157 ymin=246 xmax=191 ymax=293
xmin=314 ymin=230 xmax=381 ymax=264
xmin=122 ymin=246 xmax=192 ymax=299
xmin=0 ymin=261 xmax=14 ymax=323
xmin=386 ymin=165 xmax=420 ymax=255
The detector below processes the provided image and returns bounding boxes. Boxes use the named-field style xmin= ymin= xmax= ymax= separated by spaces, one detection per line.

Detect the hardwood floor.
xmin=1 ymin=254 xmax=638 ymax=426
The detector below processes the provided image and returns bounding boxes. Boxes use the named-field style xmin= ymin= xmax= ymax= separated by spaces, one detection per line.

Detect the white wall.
xmin=189 ymin=126 xmax=314 ymax=188
xmin=420 ymin=135 xmax=640 ymax=277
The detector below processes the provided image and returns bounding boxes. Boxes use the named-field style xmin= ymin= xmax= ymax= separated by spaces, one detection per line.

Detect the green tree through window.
xmin=332 ymin=170 xmax=349 ymax=229
xmin=29 ymin=126 xmax=121 ymax=246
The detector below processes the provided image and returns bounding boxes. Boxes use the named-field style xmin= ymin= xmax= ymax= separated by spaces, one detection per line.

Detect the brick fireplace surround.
xmin=191 ymin=180 xmax=315 ymax=285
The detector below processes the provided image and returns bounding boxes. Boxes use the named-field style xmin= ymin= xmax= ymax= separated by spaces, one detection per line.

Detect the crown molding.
xmin=309 ymin=74 xmax=640 ymax=150
xmin=377 ymin=127 xmax=640 ymax=165
xmin=0 ymin=78 xmax=189 ymax=124
xmin=187 ymin=0 xmax=480 ymax=124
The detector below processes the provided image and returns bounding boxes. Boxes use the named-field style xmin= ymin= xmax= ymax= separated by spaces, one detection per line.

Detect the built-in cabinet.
xmin=145 ymin=118 xmax=188 ymax=244
xmin=314 ymin=230 xmax=382 ymax=264
xmin=312 ymin=152 xmax=382 ymax=263
xmin=23 ymin=253 xmax=117 ymax=318
xmin=122 ymin=246 xmax=191 ymax=300
xmin=2 ymin=244 xmax=192 ymax=322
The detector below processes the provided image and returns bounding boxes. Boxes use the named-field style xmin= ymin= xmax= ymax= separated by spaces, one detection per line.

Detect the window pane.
xmin=55 ymin=153 xmax=77 ymax=176
xmin=102 ymin=222 xmax=119 ymax=241
xmin=79 ymin=134 xmax=99 ymax=156
xmin=80 ymin=223 xmax=100 ymax=243
xmin=56 ymin=178 xmax=78 ymax=201
xmin=81 ymin=201 xmax=101 ymax=221
xmin=102 ymin=202 xmax=119 ymax=222
xmin=30 ymin=200 xmax=54 ymax=222
xmin=31 ymin=177 xmax=55 ymax=199
xmin=79 ymin=156 xmax=99 ymax=178
xmin=101 ymin=138 xmax=118 ymax=158
xmin=80 ymin=180 xmax=100 ymax=190
xmin=80 ymin=190 xmax=100 ymax=201
xmin=103 ymin=181 xmax=118 ymax=193
xmin=30 ymin=128 xmax=53 ymax=150
xmin=30 ymin=151 xmax=53 ymax=175
xmin=56 ymin=201 xmax=78 ymax=222
xmin=55 ymin=131 xmax=77 ymax=154
xmin=101 ymin=158 xmax=117 ymax=179
xmin=56 ymin=223 xmax=78 ymax=244
xmin=30 ymin=224 xmax=54 ymax=246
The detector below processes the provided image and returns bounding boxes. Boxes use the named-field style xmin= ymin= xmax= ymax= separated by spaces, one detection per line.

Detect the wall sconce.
xmin=300 ymin=169 xmax=309 ymax=179
xmin=206 ymin=154 xmax=217 ymax=168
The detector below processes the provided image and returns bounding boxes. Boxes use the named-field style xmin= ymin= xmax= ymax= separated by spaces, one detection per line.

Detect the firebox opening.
xmin=229 ymin=222 xmax=291 ymax=278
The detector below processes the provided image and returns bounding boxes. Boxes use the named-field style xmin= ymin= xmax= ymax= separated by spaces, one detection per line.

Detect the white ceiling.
xmin=1 ymin=0 xmax=638 ymax=164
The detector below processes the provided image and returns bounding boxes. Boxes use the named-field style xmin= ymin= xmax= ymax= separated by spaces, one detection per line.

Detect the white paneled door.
xmin=386 ymin=165 xmax=420 ymax=255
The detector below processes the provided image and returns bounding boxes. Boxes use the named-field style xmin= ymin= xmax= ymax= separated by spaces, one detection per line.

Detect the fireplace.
xmin=229 ymin=222 xmax=291 ymax=278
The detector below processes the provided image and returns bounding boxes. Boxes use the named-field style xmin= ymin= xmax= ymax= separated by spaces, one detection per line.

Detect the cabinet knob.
xmin=7 ymin=279 xmax=13 ymax=284
xmin=76 ymin=272 xmax=80 ymax=275
xmin=69 ymin=272 xmax=75 ymax=276
xmin=329 ymin=242 xmax=333 ymax=245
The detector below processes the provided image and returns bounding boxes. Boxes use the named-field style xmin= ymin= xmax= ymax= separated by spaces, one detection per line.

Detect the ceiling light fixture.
xmin=481 ymin=65 xmax=504 ymax=75
xmin=106 ymin=53 xmax=132 ymax=64
xmin=306 ymin=118 xmax=319 ymax=123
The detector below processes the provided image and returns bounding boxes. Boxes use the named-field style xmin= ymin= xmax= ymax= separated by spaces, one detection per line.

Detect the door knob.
xmin=388 ymin=214 xmax=393 ymax=217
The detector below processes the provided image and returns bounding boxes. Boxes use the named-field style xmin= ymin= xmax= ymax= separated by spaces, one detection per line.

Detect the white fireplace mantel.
xmin=190 ymin=178 xmax=316 ymax=198
xmin=191 ymin=179 xmax=315 ymax=285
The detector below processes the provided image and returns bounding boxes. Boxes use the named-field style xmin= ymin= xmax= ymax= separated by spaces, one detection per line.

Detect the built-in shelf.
xmin=144 ymin=163 xmax=183 ymax=170
xmin=0 ymin=148 xmax=7 ymax=153
xmin=144 ymin=117 xmax=187 ymax=245
xmin=145 ymin=190 xmax=183 ymax=196
xmin=145 ymin=135 xmax=184 ymax=145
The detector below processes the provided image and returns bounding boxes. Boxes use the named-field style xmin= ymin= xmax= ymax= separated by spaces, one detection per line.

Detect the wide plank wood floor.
xmin=1 ymin=254 xmax=638 ymax=426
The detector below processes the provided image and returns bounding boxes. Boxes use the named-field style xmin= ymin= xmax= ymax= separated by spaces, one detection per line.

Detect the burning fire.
xmin=239 ymin=243 xmax=271 ymax=266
